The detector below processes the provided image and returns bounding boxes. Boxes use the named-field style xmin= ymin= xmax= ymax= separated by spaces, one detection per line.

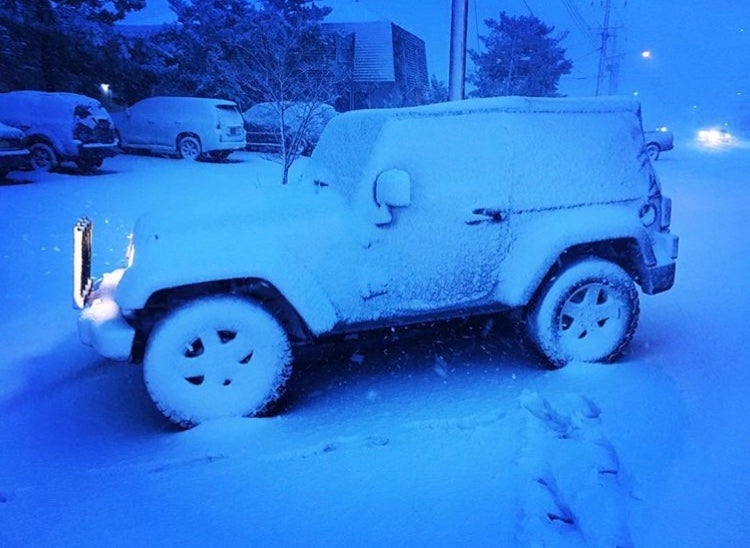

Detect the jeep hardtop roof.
xmin=307 ymin=95 xmax=649 ymax=211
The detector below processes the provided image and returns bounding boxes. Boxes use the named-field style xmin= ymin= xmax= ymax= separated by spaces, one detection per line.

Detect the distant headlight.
xmin=697 ymin=128 xmax=732 ymax=145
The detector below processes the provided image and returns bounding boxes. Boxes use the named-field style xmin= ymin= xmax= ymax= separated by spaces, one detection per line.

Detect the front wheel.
xmin=526 ymin=258 xmax=639 ymax=367
xmin=29 ymin=143 xmax=58 ymax=172
xmin=143 ymin=296 xmax=292 ymax=427
xmin=177 ymin=136 xmax=202 ymax=160
xmin=645 ymin=143 xmax=660 ymax=161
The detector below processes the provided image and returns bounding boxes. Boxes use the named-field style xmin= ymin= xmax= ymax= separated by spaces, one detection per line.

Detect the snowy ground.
xmin=1 ymin=142 xmax=749 ymax=546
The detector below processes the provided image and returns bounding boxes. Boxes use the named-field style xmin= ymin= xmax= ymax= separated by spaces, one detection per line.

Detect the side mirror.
xmin=374 ymin=169 xmax=411 ymax=225
xmin=375 ymin=169 xmax=411 ymax=207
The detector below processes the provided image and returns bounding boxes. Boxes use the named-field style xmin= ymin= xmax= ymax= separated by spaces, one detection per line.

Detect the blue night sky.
xmin=125 ymin=1 xmax=749 ymax=127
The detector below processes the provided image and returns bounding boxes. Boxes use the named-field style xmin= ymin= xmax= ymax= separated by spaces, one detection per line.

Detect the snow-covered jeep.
xmin=74 ymin=96 xmax=679 ymax=426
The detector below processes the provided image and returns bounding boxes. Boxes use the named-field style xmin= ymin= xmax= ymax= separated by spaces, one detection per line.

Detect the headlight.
xmin=125 ymin=234 xmax=135 ymax=268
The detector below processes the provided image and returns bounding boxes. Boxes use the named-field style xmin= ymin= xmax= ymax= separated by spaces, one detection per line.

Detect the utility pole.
xmin=449 ymin=0 xmax=469 ymax=101
xmin=595 ymin=0 xmax=612 ymax=96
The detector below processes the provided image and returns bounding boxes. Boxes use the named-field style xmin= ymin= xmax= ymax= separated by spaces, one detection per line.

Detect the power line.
xmin=560 ymin=0 xmax=596 ymax=44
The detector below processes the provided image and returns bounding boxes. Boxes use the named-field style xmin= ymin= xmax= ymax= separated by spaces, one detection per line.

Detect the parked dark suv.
xmin=243 ymin=101 xmax=337 ymax=156
xmin=0 ymin=91 xmax=118 ymax=173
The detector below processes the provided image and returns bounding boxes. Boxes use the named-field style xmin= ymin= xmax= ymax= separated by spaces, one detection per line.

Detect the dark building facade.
xmin=324 ymin=21 xmax=429 ymax=111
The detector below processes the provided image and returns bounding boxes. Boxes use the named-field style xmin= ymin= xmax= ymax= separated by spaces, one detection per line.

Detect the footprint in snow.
xmin=515 ymin=391 xmax=632 ymax=547
xmin=262 ymin=435 xmax=390 ymax=462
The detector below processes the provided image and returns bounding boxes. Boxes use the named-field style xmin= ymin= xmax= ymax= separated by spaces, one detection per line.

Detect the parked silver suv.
xmin=113 ymin=96 xmax=246 ymax=160
xmin=74 ymin=96 xmax=679 ymax=427
xmin=0 ymin=91 xmax=118 ymax=173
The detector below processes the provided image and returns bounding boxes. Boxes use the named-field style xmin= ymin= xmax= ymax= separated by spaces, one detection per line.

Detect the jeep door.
xmin=356 ymin=114 xmax=513 ymax=322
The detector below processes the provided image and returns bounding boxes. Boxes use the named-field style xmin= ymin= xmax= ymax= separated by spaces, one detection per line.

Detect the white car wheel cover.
xmin=144 ymin=297 xmax=291 ymax=424
xmin=556 ymin=282 xmax=629 ymax=361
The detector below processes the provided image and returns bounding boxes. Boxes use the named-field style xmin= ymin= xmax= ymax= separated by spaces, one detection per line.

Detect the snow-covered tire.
xmin=177 ymin=136 xmax=202 ymax=160
xmin=645 ymin=142 xmax=660 ymax=161
xmin=526 ymin=258 xmax=639 ymax=367
xmin=29 ymin=143 xmax=57 ymax=172
xmin=143 ymin=295 xmax=292 ymax=427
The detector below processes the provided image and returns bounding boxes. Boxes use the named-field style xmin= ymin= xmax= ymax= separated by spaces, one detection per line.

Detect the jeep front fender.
xmin=115 ymin=232 xmax=338 ymax=336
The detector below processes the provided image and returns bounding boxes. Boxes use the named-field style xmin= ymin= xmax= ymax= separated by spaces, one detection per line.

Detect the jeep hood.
xmin=116 ymin=183 xmax=349 ymax=332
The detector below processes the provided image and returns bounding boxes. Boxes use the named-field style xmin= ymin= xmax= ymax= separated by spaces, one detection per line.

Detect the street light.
xmin=99 ymin=83 xmax=111 ymax=106
xmin=641 ymin=50 xmax=652 ymax=59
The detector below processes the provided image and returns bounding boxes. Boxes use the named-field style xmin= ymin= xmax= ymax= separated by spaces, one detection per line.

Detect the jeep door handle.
xmin=466 ymin=207 xmax=505 ymax=225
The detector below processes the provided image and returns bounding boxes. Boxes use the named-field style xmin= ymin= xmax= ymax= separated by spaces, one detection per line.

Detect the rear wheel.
xmin=177 ymin=136 xmax=202 ymax=160
xmin=645 ymin=142 xmax=660 ymax=161
xmin=526 ymin=258 xmax=639 ymax=367
xmin=29 ymin=143 xmax=57 ymax=172
xmin=143 ymin=295 xmax=292 ymax=427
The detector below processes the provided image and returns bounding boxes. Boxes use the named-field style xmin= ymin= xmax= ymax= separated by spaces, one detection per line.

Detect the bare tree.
xmin=240 ymin=0 xmax=347 ymax=184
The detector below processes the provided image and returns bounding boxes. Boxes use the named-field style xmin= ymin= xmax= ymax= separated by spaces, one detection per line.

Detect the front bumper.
xmin=0 ymin=148 xmax=30 ymax=172
xmin=77 ymin=269 xmax=135 ymax=361
xmin=74 ymin=217 xmax=134 ymax=360
xmin=79 ymin=141 xmax=119 ymax=159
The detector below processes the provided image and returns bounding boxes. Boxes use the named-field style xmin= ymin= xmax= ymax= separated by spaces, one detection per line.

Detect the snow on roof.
xmin=308 ymin=95 xmax=646 ymax=218
xmin=0 ymin=90 xmax=103 ymax=108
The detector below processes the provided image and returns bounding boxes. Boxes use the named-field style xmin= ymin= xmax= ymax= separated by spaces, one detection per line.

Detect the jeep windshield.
xmin=305 ymin=109 xmax=387 ymax=202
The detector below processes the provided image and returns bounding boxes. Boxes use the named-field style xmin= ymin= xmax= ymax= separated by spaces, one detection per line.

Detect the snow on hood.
xmin=118 ymin=182 xmax=348 ymax=332
xmin=0 ymin=121 xmax=24 ymax=140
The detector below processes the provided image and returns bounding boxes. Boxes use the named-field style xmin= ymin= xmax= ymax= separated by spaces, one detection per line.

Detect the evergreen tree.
xmin=0 ymin=0 xmax=145 ymax=94
xmin=469 ymin=12 xmax=573 ymax=98
xmin=149 ymin=0 xmax=258 ymax=103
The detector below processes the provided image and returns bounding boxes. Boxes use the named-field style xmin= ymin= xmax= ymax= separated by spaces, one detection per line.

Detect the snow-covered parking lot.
xmin=1 ymin=144 xmax=749 ymax=546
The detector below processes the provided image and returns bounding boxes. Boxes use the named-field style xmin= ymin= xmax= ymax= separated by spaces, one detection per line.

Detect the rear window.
xmin=215 ymin=104 xmax=242 ymax=124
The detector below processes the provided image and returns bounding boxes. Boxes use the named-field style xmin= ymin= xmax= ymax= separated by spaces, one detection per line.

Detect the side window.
xmin=375 ymin=115 xmax=513 ymax=221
